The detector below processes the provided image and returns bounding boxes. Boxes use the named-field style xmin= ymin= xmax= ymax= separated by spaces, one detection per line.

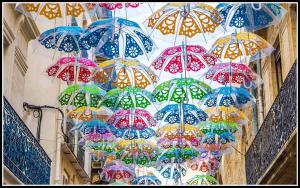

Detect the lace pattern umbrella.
xmin=132 ymin=175 xmax=162 ymax=185
xmin=68 ymin=106 xmax=113 ymax=122
xmin=101 ymin=164 xmax=136 ymax=181
xmin=186 ymin=175 xmax=218 ymax=185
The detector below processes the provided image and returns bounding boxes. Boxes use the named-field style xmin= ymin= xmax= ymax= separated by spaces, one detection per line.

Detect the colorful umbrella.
xmin=115 ymin=139 xmax=160 ymax=166
xmin=157 ymin=137 xmax=201 ymax=149
xmin=217 ymin=3 xmax=286 ymax=31
xmin=159 ymin=146 xmax=199 ymax=164
xmin=156 ymin=124 xmax=203 ymax=141
xmin=205 ymin=62 xmax=262 ymax=88
xmin=79 ymin=17 xmax=156 ymax=59
xmin=46 ymin=57 xmax=97 ymax=83
xmin=84 ymin=141 xmax=116 ymax=154
xmin=209 ymin=32 xmax=274 ymax=63
xmin=197 ymin=121 xmax=241 ymax=135
xmin=204 ymin=106 xmax=248 ymax=124
xmin=186 ymin=175 xmax=218 ymax=185
xmin=15 ymin=3 xmax=86 ymax=21
xmin=101 ymin=164 xmax=135 ymax=181
xmin=144 ymin=3 xmax=223 ymax=42
xmin=101 ymin=86 xmax=155 ymax=110
xmin=58 ymin=84 xmax=106 ymax=108
xmin=107 ymin=109 xmax=156 ymax=130
xmin=156 ymin=163 xmax=187 ymax=182
xmin=153 ymin=78 xmax=211 ymax=103
xmin=154 ymin=104 xmax=208 ymax=125
xmin=132 ymin=175 xmax=162 ymax=185
xmin=187 ymin=152 xmax=221 ymax=175
xmin=90 ymin=150 xmax=115 ymax=163
xmin=38 ymin=26 xmax=83 ymax=53
xmin=68 ymin=106 xmax=113 ymax=122
xmin=201 ymin=86 xmax=255 ymax=108
xmin=200 ymin=132 xmax=236 ymax=153
xmin=86 ymin=3 xmax=141 ymax=11
xmin=93 ymin=59 xmax=158 ymax=89
xmin=152 ymin=45 xmax=217 ymax=75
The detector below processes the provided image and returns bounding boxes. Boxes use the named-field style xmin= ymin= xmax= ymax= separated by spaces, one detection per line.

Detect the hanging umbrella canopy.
xmin=115 ymin=139 xmax=160 ymax=166
xmin=186 ymin=175 xmax=218 ymax=185
xmin=152 ymin=45 xmax=217 ymax=75
xmin=197 ymin=121 xmax=241 ymax=135
xmin=101 ymin=164 xmax=136 ymax=181
xmin=154 ymin=104 xmax=208 ymax=125
xmin=68 ymin=106 xmax=113 ymax=122
xmin=204 ymin=106 xmax=248 ymax=125
xmin=187 ymin=151 xmax=221 ymax=175
xmin=132 ymin=174 xmax=162 ymax=185
xmin=201 ymin=86 xmax=256 ymax=109
xmin=38 ymin=26 xmax=84 ymax=53
xmin=156 ymin=124 xmax=203 ymax=141
xmin=58 ymin=83 xmax=106 ymax=109
xmin=79 ymin=17 xmax=157 ymax=59
xmin=93 ymin=59 xmax=158 ymax=89
xmin=46 ymin=57 xmax=97 ymax=83
xmin=90 ymin=150 xmax=115 ymax=163
xmin=85 ymin=141 xmax=116 ymax=154
xmin=156 ymin=163 xmax=187 ymax=183
xmin=200 ymin=132 xmax=236 ymax=153
xmin=157 ymin=137 xmax=201 ymax=149
xmin=217 ymin=3 xmax=286 ymax=32
xmin=153 ymin=78 xmax=211 ymax=103
xmin=101 ymin=86 xmax=155 ymax=110
xmin=143 ymin=3 xmax=223 ymax=43
xmin=209 ymin=32 xmax=274 ymax=63
xmin=205 ymin=62 xmax=262 ymax=89
xmin=159 ymin=146 xmax=199 ymax=164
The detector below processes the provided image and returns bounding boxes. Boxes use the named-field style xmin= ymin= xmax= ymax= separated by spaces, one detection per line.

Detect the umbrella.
xmin=153 ymin=78 xmax=211 ymax=103
xmin=201 ymin=86 xmax=255 ymax=108
xmin=101 ymin=86 xmax=155 ymax=110
xmin=204 ymin=106 xmax=248 ymax=124
xmin=156 ymin=163 xmax=187 ymax=183
xmin=115 ymin=139 xmax=160 ymax=166
xmin=187 ymin=151 xmax=221 ymax=175
xmin=15 ymin=3 xmax=86 ymax=21
xmin=86 ymin=3 xmax=141 ymax=11
xmin=143 ymin=3 xmax=223 ymax=43
xmin=156 ymin=124 xmax=203 ymax=141
xmin=152 ymin=45 xmax=217 ymax=75
xmin=93 ymin=59 xmax=158 ymax=89
xmin=84 ymin=141 xmax=116 ymax=154
xmin=154 ymin=104 xmax=208 ymax=125
xmin=38 ymin=26 xmax=83 ymax=53
xmin=79 ymin=17 xmax=156 ymax=59
xmin=101 ymin=164 xmax=136 ymax=181
xmin=46 ymin=57 xmax=97 ymax=83
xmin=58 ymin=84 xmax=106 ymax=109
xmin=152 ymin=45 xmax=217 ymax=74
xmin=90 ymin=150 xmax=115 ymax=163
xmin=186 ymin=175 xmax=218 ymax=185
xmin=132 ymin=174 xmax=162 ymax=185
xmin=200 ymin=132 xmax=236 ymax=153
xmin=159 ymin=146 xmax=199 ymax=164
xmin=157 ymin=137 xmax=201 ymax=149
xmin=197 ymin=121 xmax=241 ymax=135
xmin=68 ymin=106 xmax=113 ymax=122
xmin=209 ymin=32 xmax=274 ymax=63
xmin=217 ymin=3 xmax=286 ymax=32
xmin=205 ymin=62 xmax=262 ymax=88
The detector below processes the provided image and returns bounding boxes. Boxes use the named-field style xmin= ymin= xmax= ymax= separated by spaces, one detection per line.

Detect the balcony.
xmin=245 ymin=62 xmax=297 ymax=184
xmin=3 ymin=97 xmax=51 ymax=184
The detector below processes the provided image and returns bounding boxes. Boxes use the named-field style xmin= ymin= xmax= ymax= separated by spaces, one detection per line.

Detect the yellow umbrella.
xmin=68 ymin=106 xmax=113 ymax=122
xmin=204 ymin=106 xmax=248 ymax=124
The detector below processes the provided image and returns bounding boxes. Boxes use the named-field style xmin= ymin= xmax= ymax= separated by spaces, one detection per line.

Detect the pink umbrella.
xmin=152 ymin=45 xmax=217 ymax=75
xmin=46 ymin=57 xmax=97 ymax=83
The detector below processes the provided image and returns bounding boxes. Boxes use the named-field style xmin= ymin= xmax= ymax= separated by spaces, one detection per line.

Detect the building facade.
xmin=217 ymin=3 xmax=297 ymax=185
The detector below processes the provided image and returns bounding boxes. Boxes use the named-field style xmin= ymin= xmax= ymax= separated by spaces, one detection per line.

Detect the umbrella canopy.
xmin=132 ymin=175 xmax=161 ymax=185
xmin=201 ymin=86 xmax=255 ymax=108
xmin=197 ymin=121 xmax=241 ymax=135
xmin=152 ymin=45 xmax=217 ymax=75
xmin=115 ymin=139 xmax=160 ymax=166
xmin=157 ymin=137 xmax=201 ymax=149
xmin=84 ymin=141 xmax=116 ymax=154
xmin=143 ymin=3 xmax=223 ymax=43
xmin=187 ymin=151 xmax=221 ymax=175
xmin=204 ymin=106 xmax=248 ymax=124
xmin=46 ymin=57 xmax=97 ymax=83
xmin=154 ymin=104 xmax=208 ymax=125
xmin=200 ymin=132 xmax=236 ymax=153
xmin=156 ymin=124 xmax=203 ymax=141
xmin=153 ymin=78 xmax=211 ymax=103
xmin=38 ymin=26 xmax=83 ymax=53
xmin=186 ymin=175 xmax=218 ymax=185
xmin=93 ymin=59 xmax=158 ymax=89
xmin=58 ymin=84 xmax=106 ymax=108
xmin=209 ymin=32 xmax=274 ymax=63
xmin=101 ymin=164 xmax=136 ymax=181
xmin=205 ymin=62 xmax=262 ymax=88
xmin=217 ymin=3 xmax=286 ymax=31
xmin=68 ymin=106 xmax=113 ymax=122
xmin=101 ymin=86 xmax=155 ymax=110
xmin=79 ymin=17 xmax=156 ymax=59
xmin=156 ymin=163 xmax=187 ymax=182
xmin=159 ymin=146 xmax=199 ymax=164
xmin=87 ymin=3 xmax=141 ymax=10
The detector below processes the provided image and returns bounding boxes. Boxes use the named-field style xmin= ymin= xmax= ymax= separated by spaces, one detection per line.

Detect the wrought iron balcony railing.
xmin=245 ymin=62 xmax=297 ymax=184
xmin=3 ymin=97 xmax=51 ymax=184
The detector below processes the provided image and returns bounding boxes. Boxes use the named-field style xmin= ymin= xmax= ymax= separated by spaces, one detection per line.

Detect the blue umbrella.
xmin=79 ymin=17 xmax=156 ymax=59
xmin=201 ymin=86 xmax=255 ymax=108
xmin=38 ymin=26 xmax=83 ymax=53
xmin=217 ymin=3 xmax=286 ymax=31
xmin=156 ymin=163 xmax=186 ymax=183
xmin=154 ymin=104 xmax=208 ymax=125
xmin=112 ymin=127 xmax=156 ymax=140
xmin=132 ymin=175 xmax=162 ymax=185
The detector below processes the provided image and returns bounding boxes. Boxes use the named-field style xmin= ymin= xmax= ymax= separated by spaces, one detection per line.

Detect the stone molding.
xmin=14 ymin=46 xmax=28 ymax=76
xmin=3 ymin=18 xmax=16 ymax=45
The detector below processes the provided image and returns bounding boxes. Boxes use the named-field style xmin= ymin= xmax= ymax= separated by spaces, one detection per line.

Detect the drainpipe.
xmin=257 ymin=52 xmax=264 ymax=128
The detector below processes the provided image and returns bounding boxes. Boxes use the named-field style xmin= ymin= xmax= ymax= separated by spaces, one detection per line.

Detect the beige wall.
xmin=217 ymin=3 xmax=297 ymax=184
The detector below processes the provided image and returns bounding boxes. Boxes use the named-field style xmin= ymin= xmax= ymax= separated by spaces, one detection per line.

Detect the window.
xmin=273 ymin=38 xmax=283 ymax=95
